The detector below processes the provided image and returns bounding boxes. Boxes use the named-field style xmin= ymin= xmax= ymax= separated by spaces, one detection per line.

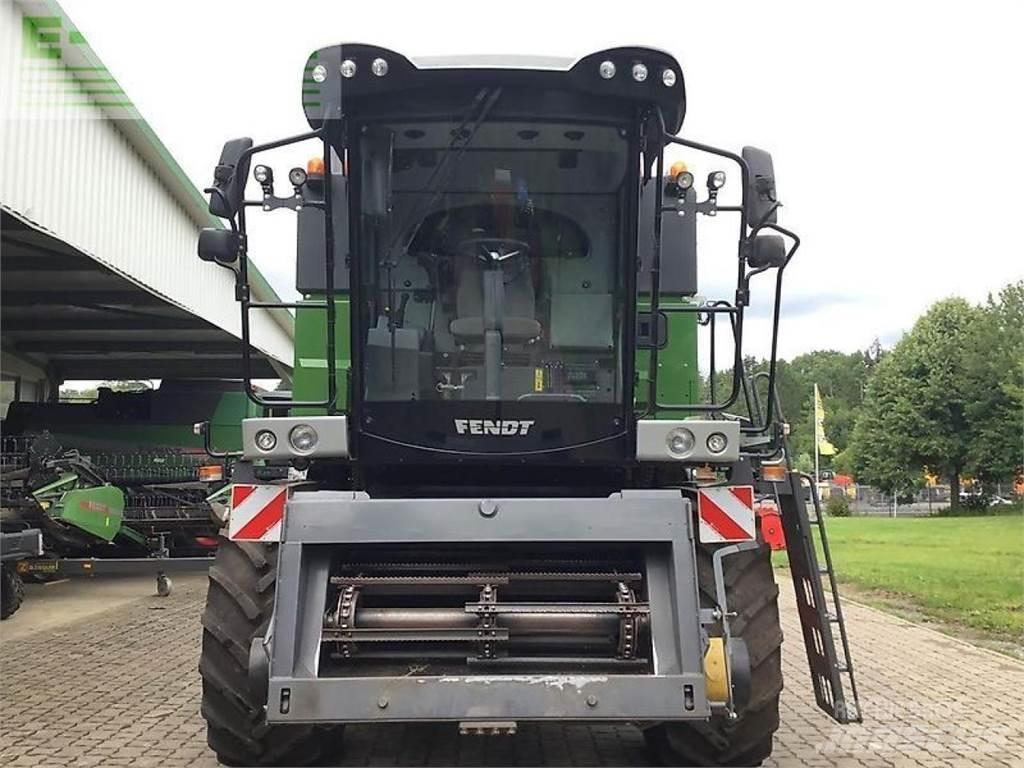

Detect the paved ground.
xmin=1 ymin=572 xmax=1022 ymax=767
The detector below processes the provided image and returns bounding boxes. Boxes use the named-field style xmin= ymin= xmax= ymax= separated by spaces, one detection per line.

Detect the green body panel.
xmin=635 ymin=297 xmax=700 ymax=416
xmin=209 ymin=392 xmax=264 ymax=452
xmin=34 ymin=481 xmax=126 ymax=543
xmin=292 ymin=298 xmax=351 ymax=416
xmin=6 ymin=385 xmax=259 ymax=453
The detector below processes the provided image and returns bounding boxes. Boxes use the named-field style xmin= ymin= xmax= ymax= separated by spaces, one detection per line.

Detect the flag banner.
xmin=814 ymin=383 xmax=838 ymax=456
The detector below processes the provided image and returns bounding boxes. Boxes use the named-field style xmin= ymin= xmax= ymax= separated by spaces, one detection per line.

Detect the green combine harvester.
xmin=195 ymin=45 xmax=861 ymax=766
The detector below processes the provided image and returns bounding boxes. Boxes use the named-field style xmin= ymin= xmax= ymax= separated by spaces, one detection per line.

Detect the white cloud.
xmin=60 ymin=0 xmax=1024 ymax=359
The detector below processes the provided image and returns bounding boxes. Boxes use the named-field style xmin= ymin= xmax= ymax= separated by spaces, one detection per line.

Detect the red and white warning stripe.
xmin=697 ymin=485 xmax=756 ymax=543
xmin=228 ymin=484 xmax=287 ymax=542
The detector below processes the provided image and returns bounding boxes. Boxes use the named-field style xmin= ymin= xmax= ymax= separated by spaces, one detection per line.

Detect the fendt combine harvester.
xmin=197 ymin=45 xmax=860 ymax=766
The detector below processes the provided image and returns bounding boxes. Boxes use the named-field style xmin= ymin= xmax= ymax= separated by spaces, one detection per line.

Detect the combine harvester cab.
xmin=196 ymin=44 xmax=860 ymax=766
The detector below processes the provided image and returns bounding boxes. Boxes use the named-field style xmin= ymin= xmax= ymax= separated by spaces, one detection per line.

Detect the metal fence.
xmin=819 ymin=483 xmax=953 ymax=517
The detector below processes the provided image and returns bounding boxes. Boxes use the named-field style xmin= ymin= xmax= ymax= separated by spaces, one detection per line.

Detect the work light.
xmin=340 ymin=59 xmax=357 ymax=78
xmin=599 ymin=60 xmax=616 ymax=79
xmin=706 ymin=432 xmax=729 ymax=454
xmin=707 ymin=170 xmax=726 ymax=190
xmin=311 ymin=64 xmax=327 ymax=83
xmin=371 ymin=58 xmax=389 ymax=77
xmin=288 ymin=167 xmax=308 ymax=188
xmin=289 ymin=424 xmax=319 ymax=453
xmin=631 ymin=62 xmax=648 ymax=82
xmin=254 ymin=430 xmax=277 ymax=452
xmin=666 ymin=427 xmax=695 ymax=457
xmin=253 ymin=165 xmax=274 ymax=196
xmin=662 ymin=68 xmax=677 ymax=87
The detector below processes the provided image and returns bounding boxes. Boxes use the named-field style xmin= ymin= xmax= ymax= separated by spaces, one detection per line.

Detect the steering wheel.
xmin=456 ymin=238 xmax=531 ymax=265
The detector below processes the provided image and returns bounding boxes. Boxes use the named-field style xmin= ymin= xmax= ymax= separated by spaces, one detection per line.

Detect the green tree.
xmin=703 ymin=349 xmax=875 ymax=472
xmin=963 ymin=282 xmax=1024 ymax=488
xmin=851 ymin=298 xmax=984 ymax=505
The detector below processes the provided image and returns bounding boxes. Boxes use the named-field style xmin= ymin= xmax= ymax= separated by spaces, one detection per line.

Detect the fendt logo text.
xmin=454 ymin=419 xmax=535 ymax=436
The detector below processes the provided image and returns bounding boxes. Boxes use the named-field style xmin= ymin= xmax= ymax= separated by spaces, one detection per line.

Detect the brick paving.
xmin=1 ymin=573 xmax=1021 ymax=767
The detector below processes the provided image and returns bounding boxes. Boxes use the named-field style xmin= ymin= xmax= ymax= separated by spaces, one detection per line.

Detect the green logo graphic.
xmin=20 ymin=14 xmax=135 ymax=110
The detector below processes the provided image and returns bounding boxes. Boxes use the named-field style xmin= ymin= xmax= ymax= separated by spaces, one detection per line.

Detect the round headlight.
xmin=340 ymin=59 xmax=357 ymax=78
xmin=311 ymin=64 xmax=327 ymax=83
xmin=661 ymin=68 xmax=677 ymax=87
xmin=666 ymin=427 xmax=695 ymax=457
xmin=289 ymin=424 xmax=319 ymax=453
xmin=599 ymin=60 xmax=616 ymax=79
xmin=707 ymin=432 xmax=729 ymax=454
xmin=254 ymin=429 xmax=277 ymax=452
xmin=371 ymin=58 xmax=389 ymax=77
xmin=288 ymin=167 xmax=308 ymax=188
xmin=631 ymin=62 xmax=648 ymax=82
xmin=677 ymin=170 xmax=695 ymax=191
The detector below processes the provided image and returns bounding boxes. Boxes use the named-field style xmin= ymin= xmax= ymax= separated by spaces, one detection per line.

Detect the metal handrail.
xmin=231 ymin=127 xmax=340 ymax=412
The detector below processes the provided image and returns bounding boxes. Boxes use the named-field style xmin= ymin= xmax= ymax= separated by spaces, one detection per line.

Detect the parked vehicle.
xmin=195 ymin=44 xmax=860 ymax=766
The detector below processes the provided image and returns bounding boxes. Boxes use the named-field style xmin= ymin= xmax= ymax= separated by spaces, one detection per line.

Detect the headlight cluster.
xmin=253 ymin=424 xmax=319 ymax=454
xmin=335 ymin=57 xmax=389 ymax=79
xmin=244 ymin=416 xmax=348 ymax=460
xmin=598 ymin=59 xmax=677 ymax=87
xmin=662 ymin=426 xmax=730 ymax=459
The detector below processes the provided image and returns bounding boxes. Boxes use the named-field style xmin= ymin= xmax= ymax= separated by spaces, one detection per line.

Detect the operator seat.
xmin=449 ymin=258 xmax=541 ymax=341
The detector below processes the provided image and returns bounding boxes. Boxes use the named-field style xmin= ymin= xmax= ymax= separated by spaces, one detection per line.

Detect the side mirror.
xmin=741 ymin=146 xmax=778 ymax=227
xmin=198 ymin=228 xmax=241 ymax=265
xmin=361 ymin=127 xmax=393 ymax=219
xmin=207 ymin=138 xmax=254 ymax=219
xmin=745 ymin=234 xmax=787 ymax=268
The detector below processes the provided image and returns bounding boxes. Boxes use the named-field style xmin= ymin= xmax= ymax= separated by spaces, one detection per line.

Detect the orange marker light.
xmin=761 ymin=464 xmax=788 ymax=482
xmin=669 ymin=160 xmax=689 ymax=179
xmin=307 ymin=156 xmax=326 ymax=175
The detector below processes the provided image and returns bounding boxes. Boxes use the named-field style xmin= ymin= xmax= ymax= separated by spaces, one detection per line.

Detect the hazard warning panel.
xmin=697 ymin=486 xmax=756 ymax=543
xmin=228 ymin=484 xmax=287 ymax=542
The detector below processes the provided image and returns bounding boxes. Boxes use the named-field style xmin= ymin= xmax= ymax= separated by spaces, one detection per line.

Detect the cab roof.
xmin=302 ymin=44 xmax=686 ymax=134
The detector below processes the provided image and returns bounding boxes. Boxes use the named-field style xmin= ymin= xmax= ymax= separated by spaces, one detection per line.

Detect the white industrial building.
xmin=1 ymin=0 xmax=293 ymax=411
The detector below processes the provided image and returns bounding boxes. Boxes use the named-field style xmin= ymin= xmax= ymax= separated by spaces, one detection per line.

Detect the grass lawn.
xmin=776 ymin=512 xmax=1024 ymax=644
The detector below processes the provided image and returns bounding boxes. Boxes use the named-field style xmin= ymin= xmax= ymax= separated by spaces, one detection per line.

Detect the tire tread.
xmin=645 ymin=539 xmax=782 ymax=766
xmin=199 ymin=538 xmax=341 ymax=766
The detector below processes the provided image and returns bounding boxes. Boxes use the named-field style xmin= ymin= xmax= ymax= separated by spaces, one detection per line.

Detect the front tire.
xmin=199 ymin=539 xmax=342 ymax=766
xmin=1 ymin=563 xmax=25 ymax=620
xmin=644 ymin=539 xmax=783 ymax=766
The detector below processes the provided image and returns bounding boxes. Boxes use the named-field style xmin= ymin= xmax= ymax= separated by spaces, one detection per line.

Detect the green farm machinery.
xmin=195 ymin=45 xmax=860 ymax=765
xmin=0 ymin=381 xmax=264 ymax=594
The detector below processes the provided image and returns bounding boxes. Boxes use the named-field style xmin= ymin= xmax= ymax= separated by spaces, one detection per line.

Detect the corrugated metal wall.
xmin=0 ymin=0 xmax=293 ymax=367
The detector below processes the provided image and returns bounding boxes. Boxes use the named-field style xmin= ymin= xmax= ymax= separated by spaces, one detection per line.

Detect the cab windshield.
xmin=357 ymin=112 xmax=630 ymax=404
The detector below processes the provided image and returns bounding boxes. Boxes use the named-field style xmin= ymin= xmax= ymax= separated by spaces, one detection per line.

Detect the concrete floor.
xmin=1 ymin=571 xmax=1022 ymax=767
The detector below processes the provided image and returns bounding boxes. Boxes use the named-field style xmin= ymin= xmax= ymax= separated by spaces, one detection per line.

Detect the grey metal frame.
xmin=264 ymin=490 xmax=711 ymax=724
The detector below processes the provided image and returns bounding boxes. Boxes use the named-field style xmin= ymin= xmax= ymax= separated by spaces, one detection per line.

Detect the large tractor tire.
xmin=199 ymin=539 xmax=343 ymax=766
xmin=645 ymin=539 xmax=783 ymax=766
xmin=1 ymin=563 xmax=25 ymax=620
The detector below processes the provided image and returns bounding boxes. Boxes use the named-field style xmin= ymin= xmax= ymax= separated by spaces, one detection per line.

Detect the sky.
xmin=58 ymin=0 xmax=1024 ymax=362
